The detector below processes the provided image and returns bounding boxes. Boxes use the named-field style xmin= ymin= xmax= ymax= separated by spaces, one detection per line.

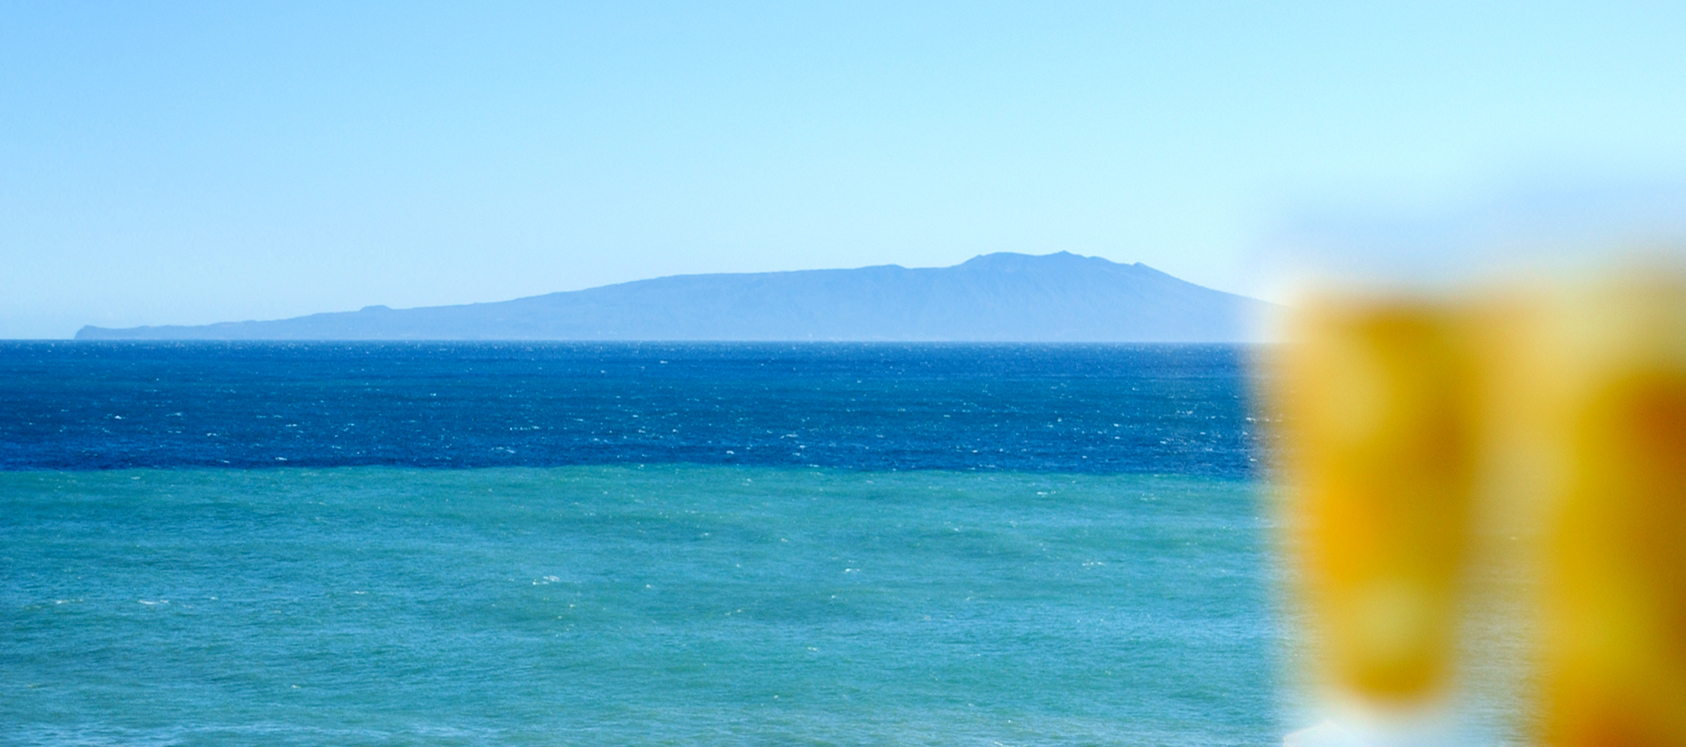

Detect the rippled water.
xmin=0 ymin=342 xmax=1260 ymax=475
xmin=1 ymin=343 xmax=1282 ymax=746
xmin=2 ymin=467 xmax=1276 ymax=746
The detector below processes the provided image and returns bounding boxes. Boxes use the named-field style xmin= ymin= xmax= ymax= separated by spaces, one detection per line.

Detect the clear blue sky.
xmin=4 ymin=1 xmax=1684 ymax=337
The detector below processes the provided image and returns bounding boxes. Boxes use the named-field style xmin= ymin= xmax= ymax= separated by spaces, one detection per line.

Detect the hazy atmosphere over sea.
xmin=5 ymin=3 xmax=1683 ymax=746
xmin=4 ymin=3 xmax=1683 ymax=339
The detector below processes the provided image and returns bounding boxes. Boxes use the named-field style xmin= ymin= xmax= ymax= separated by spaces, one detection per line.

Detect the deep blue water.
xmin=0 ymin=342 xmax=1260 ymax=476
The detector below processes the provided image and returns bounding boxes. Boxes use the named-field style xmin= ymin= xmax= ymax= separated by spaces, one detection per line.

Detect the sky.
xmin=4 ymin=2 xmax=1685 ymax=338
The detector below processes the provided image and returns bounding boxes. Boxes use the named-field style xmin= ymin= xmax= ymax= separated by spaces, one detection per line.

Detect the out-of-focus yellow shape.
xmin=1272 ymin=298 xmax=1480 ymax=704
xmin=1534 ymin=275 xmax=1686 ymax=747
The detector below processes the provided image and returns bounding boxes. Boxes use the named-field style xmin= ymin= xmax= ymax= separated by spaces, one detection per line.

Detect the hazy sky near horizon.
xmin=5 ymin=2 xmax=1686 ymax=337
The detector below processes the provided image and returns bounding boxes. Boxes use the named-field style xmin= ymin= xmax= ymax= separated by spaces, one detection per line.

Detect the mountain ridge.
xmin=75 ymin=252 xmax=1273 ymax=342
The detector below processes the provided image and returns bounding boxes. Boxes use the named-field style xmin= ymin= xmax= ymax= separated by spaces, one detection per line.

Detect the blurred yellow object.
xmin=1535 ymin=275 xmax=1686 ymax=747
xmin=1272 ymin=298 xmax=1480 ymax=704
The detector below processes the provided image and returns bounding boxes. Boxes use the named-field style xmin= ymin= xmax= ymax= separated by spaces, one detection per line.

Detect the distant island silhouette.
xmin=75 ymin=252 xmax=1273 ymax=342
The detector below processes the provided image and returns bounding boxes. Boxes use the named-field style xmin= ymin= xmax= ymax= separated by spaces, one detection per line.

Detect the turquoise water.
xmin=2 ymin=466 xmax=1279 ymax=746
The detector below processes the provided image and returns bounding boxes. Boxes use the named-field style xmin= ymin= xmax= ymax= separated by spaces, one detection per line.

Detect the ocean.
xmin=2 ymin=343 xmax=1282 ymax=746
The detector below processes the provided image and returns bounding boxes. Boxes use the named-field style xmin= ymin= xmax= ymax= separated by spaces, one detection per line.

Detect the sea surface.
xmin=2 ymin=342 xmax=1283 ymax=746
